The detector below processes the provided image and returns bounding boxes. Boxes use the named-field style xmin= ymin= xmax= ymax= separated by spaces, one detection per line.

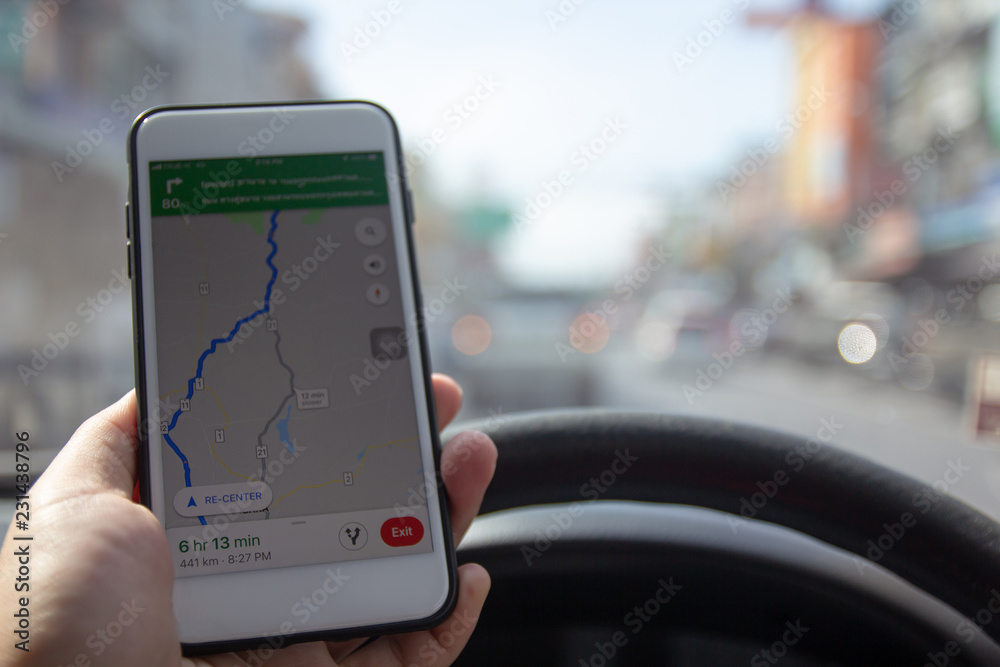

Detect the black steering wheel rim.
xmin=444 ymin=409 xmax=1000 ymax=647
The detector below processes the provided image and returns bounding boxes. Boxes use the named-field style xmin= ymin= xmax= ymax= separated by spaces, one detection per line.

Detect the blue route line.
xmin=164 ymin=210 xmax=281 ymax=526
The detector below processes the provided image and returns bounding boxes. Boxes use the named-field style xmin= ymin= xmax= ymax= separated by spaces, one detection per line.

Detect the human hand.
xmin=0 ymin=373 xmax=497 ymax=667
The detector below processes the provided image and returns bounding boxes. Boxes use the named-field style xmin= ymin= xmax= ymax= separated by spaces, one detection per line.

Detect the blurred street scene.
xmin=6 ymin=0 xmax=1000 ymax=518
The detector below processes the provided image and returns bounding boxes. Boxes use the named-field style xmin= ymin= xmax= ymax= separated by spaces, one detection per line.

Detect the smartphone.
xmin=126 ymin=101 xmax=455 ymax=652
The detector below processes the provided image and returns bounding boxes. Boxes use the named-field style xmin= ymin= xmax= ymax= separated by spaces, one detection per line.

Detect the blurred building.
xmin=874 ymin=0 xmax=999 ymax=263
xmin=704 ymin=1 xmax=883 ymax=302
xmin=717 ymin=0 xmax=1000 ymax=285
xmin=0 ymin=0 xmax=320 ymax=457
xmin=749 ymin=1 xmax=880 ymax=227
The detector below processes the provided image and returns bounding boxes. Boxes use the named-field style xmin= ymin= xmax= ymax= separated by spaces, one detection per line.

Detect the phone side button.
xmin=125 ymin=202 xmax=130 ymax=239
xmin=126 ymin=241 xmax=132 ymax=279
xmin=405 ymin=188 xmax=416 ymax=225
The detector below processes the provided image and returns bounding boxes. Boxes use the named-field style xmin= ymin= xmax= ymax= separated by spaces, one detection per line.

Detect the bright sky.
xmin=246 ymin=0 xmax=890 ymax=288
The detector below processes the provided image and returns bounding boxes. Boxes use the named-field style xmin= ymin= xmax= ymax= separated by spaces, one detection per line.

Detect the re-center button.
xmin=173 ymin=482 xmax=273 ymax=517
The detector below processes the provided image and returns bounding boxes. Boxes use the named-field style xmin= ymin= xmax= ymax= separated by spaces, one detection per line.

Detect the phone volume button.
xmin=405 ymin=188 xmax=416 ymax=225
xmin=125 ymin=202 xmax=130 ymax=239
xmin=126 ymin=240 xmax=132 ymax=279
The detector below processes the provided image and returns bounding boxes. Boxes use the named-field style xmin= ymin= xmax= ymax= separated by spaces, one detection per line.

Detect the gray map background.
xmin=151 ymin=205 xmax=425 ymax=530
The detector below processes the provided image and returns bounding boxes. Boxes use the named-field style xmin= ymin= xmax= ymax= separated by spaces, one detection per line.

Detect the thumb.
xmin=35 ymin=390 xmax=140 ymax=503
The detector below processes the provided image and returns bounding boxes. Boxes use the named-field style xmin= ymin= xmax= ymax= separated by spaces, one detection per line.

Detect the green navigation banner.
xmin=149 ymin=152 xmax=389 ymax=217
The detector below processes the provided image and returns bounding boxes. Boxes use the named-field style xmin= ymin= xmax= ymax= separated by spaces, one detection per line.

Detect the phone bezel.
xmin=127 ymin=101 xmax=456 ymax=653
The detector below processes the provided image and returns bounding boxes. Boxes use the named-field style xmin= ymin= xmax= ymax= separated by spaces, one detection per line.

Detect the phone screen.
xmin=146 ymin=152 xmax=432 ymax=578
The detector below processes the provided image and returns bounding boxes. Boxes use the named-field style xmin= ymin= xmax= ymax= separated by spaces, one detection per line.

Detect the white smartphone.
xmin=126 ymin=101 xmax=456 ymax=653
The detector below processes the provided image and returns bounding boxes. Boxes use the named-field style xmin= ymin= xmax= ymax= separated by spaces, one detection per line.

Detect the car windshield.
xmin=4 ymin=0 xmax=1000 ymax=521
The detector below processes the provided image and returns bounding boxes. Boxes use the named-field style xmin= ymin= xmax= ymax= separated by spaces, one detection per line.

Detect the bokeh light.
xmin=569 ymin=313 xmax=610 ymax=354
xmin=730 ymin=309 xmax=767 ymax=351
xmin=838 ymin=323 xmax=877 ymax=364
xmin=636 ymin=321 xmax=676 ymax=361
xmin=899 ymin=353 xmax=935 ymax=391
xmin=451 ymin=315 xmax=492 ymax=356
xmin=856 ymin=314 xmax=890 ymax=350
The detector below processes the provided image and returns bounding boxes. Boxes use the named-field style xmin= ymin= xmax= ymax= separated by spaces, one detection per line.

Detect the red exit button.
xmin=380 ymin=516 xmax=424 ymax=547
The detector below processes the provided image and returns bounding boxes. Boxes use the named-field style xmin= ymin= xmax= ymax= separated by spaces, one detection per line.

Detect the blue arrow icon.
xmin=187 ymin=497 xmax=197 ymax=508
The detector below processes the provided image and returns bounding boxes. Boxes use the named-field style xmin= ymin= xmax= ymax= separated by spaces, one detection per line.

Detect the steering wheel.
xmin=444 ymin=410 xmax=1000 ymax=666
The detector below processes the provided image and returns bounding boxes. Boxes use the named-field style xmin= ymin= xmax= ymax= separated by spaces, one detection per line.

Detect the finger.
xmin=342 ymin=563 xmax=491 ymax=667
xmin=193 ymin=641 xmax=339 ymax=667
xmin=431 ymin=373 xmax=463 ymax=429
xmin=440 ymin=430 xmax=497 ymax=545
xmin=325 ymin=636 xmax=370 ymax=663
xmin=35 ymin=389 xmax=139 ymax=502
